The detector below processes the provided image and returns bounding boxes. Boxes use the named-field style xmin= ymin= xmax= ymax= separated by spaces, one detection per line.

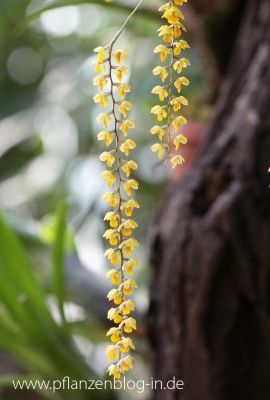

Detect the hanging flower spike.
xmin=93 ymin=44 xmax=139 ymax=380
xmin=151 ymin=0 xmax=190 ymax=168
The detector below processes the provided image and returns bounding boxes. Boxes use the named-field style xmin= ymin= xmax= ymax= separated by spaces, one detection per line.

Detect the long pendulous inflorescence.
xmin=151 ymin=0 xmax=190 ymax=169
xmin=93 ymin=45 xmax=139 ymax=379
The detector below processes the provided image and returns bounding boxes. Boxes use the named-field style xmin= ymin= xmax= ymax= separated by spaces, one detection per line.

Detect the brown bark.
xmin=149 ymin=1 xmax=270 ymax=399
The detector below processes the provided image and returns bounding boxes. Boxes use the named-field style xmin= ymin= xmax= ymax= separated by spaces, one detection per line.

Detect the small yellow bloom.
xmin=99 ymin=152 xmax=115 ymax=167
xmin=102 ymin=192 xmax=119 ymax=208
xmin=93 ymin=93 xmax=109 ymax=109
xmin=104 ymin=211 xmax=119 ymax=228
xmin=122 ymin=160 xmax=138 ymax=177
xmin=175 ymin=22 xmax=187 ymax=37
xmin=119 ymin=119 xmax=135 ymax=136
xmin=93 ymin=75 xmax=108 ymax=91
xmin=173 ymin=58 xmax=191 ymax=74
xmin=107 ymin=288 xmax=122 ymax=305
xmin=174 ymin=0 xmax=188 ymax=5
xmin=162 ymin=6 xmax=184 ymax=25
xmin=103 ymin=229 xmax=119 ymax=246
xmin=106 ymin=269 xmax=121 ymax=285
xmin=105 ymin=248 xmax=121 ymax=265
xmin=119 ymin=337 xmax=135 ymax=353
xmin=151 ymin=143 xmax=165 ymax=160
xmin=106 ymin=345 xmax=118 ymax=361
xmin=120 ymin=317 xmax=136 ymax=333
xmin=97 ymin=113 xmax=111 ymax=128
xmin=120 ymin=238 xmax=139 ymax=255
xmin=154 ymin=44 xmax=171 ymax=62
xmin=172 ymin=115 xmax=187 ymax=131
xmin=118 ymin=101 xmax=133 ymax=117
xmin=107 ymin=364 xmax=121 ymax=379
xmin=101 ymin=170 xmax=116 ymax=187
xmin=171 ymin=95 xmax=188 ymax=112
xmin=119 ymin=219 xmax=138 ymax=236
xmin=174 ymin=134 xmax=187 ymax=150
xmin=153 ymin=66 xmax=169 ymax=82
xmin=122 ymin=278 xmax=138 ymax=294
xmin=150 ymin=125 xmax=166 ymax=141
xmin=115 ymin=66 xmax=128 ymax=82
xmin=151 ymin=105 xmax=167 ymax=122
xmin=107 ymin=307 xmax=122 ymax=323
xmin=120 ymin=355 xmax=133 ymax=372
xmin=158 ymin=25 xmax=173 ymax=42
xmin=171 ymin=155 xmax=185 ymax=169
xmin=113 ymin=49 xmax=127 ymax=65
xmin=93 ymin=60 xmax=105 ymax=74
xmin=93 ymin=46 xmax=107 ymax=63
xmin=174 ymin=40 xmax=189 ymax=55
xmin=106 ymin=327 xmax=121 ymax=343
xmin=174 ymin=76 xmax=189 ymax=93
xmin=123 ymin=258 xmax=139 ymax=275
xmin=120 ymin=299 xmax=135 ymax=315
xmin=123 ymin=179 xmax=139 ymax=196
xmin=122 ymin=199 xmax=140 ymax=217
xmin=117 ymin=83 xmax=130 ymax=99
xmin=120 ymin=139 xmax=136 ymax=157
xmin=97 ymin=130 xmax=113 ymax=147
xmin=151 ymin=85 xmax=168 ymax=102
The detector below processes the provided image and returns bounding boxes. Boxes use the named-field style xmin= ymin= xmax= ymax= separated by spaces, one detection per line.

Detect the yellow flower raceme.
xmin=151 ymin=0 xmax=191 ymax=168
xmin=93 ymin=45 xmax=139 ymax=378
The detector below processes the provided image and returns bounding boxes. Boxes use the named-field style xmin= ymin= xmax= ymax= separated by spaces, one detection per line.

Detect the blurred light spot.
xmin=7 ymin=47 xmax=43 ymax=85
xmin=25 ymin=155 xmax=63 ymax=192
xmin=0 ymin=156 xmax=63 ymax=207
xmin=74 ymin=335 xmax=94 ymax=353
xmin=77 ymin=5 xmax=104 ymax=37
xmin=47 ymin=297 xmax=86 ymax=324
xmin=35 ymin=107 xmax=78 ymax=158
xmin=138 ymin=147 xmax=168 ymax=183
xmin=41 ymin=6 xmax=80 ymax=37
xmin=69 ymin=157 xmax=102 ymax=208
xmin=75 ymin=216 xmax=105 ymax=275
xmin=134 ymin=289 xmax=149 ymax=314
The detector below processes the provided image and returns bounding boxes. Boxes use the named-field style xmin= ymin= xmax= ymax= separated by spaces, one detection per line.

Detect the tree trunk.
xmin=149 ymin=1 xmax=270 ymax=399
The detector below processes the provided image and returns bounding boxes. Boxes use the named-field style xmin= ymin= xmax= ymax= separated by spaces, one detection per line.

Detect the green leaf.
xmin=53 ymin=202 xmax=68 ymax=326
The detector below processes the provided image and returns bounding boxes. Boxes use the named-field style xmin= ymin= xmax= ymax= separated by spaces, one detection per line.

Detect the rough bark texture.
xmin=149 ymin=1 xmax=270 ymax=399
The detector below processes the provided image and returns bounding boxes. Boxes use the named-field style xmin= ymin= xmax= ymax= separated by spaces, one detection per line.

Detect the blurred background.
xmin=0 ymin=0 xmax=212 ymax=399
